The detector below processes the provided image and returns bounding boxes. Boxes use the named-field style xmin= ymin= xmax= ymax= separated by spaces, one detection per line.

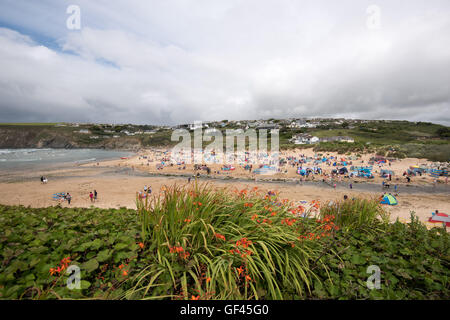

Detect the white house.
xmin=320 ymin=136 xmax=354 ymax=143
xmin=290 ymin=134 xmax=320 ymax=145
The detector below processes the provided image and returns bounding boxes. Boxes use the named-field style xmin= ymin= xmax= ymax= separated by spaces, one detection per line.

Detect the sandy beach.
xmin=97 ymin=148 xmax=448 ymax=187
xmin=0 ymin=152 xmax=448 ymax=228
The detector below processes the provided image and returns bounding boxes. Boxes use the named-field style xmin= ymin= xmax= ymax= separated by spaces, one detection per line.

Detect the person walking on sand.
xmin=66 ymin=193 xmax=72 ymax=205
xmin=89 ymin=192 xmax=94 ymax=203
xmin=94 ymin=190 xmax=98 ymax=201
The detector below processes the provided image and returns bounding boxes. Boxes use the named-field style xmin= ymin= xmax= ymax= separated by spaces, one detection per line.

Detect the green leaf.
xmin=351 ymin=254 xmax=365 ymax=265
xmin=81 ymin=259 xmax=99 ymax=273
xmin=96 ymin=249 xmax=112 ymax=262
xmin=81 ymin=280 xmax=91 ymax=289
xmin=114 ymin=243 xmax=128 ymax=251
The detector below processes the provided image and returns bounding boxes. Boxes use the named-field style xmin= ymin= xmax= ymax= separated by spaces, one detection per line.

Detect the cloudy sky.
xmin=0 ymin=0 xmax=449 ymax=125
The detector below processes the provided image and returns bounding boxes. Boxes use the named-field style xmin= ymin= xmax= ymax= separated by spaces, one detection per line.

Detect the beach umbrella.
xmin=380 ymin=194 xmax=398 ymax=205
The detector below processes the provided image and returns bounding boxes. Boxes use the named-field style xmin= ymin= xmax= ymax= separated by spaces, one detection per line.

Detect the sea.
xmin=0 ymin=148 xmax=134 ymax=171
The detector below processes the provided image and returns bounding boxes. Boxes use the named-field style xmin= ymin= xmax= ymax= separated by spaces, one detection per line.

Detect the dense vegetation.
xmin=0 ymin=183 xmax=448 ymax=300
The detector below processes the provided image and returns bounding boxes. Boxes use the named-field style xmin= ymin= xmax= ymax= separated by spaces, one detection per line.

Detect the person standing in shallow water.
xmin=89 ymin=192 xmax=94 ymax=203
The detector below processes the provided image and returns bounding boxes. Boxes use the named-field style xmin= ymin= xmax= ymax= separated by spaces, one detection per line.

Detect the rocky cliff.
xmin=0 ymin=126 xmax=142 ymax=151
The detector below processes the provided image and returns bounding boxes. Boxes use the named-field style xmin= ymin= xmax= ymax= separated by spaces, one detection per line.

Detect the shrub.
xmin=320 ymin=198 xmax=390 ymax=233
xmin=131 ymin=182 xmax=333 ymax=299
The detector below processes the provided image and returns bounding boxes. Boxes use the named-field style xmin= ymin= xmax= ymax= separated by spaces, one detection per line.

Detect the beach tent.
xmin=380 ymin=169 xmax=394 ymax=177
xmin=221 ymin=165 xmax=235 ymax=171
xmin=430 ymin=169 xmax=444 ymax=177
xmin=380 ymin=194 xmax=398 ymax=205
xmin=254 ymin=166 xmax=277 ymax=174
xmin=52 ymin=192 xmax=67 ymax=201
xmin=428 ymin=212 xmax=450 ymax=227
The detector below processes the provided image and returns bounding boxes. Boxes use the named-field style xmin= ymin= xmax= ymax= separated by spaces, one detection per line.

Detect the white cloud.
xmin=0 ymin=0 xmax=449 ymax=125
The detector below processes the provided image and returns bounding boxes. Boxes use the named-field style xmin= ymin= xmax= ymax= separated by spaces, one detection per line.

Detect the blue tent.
xmin=380 ymin=194 xmax=398 ymax=205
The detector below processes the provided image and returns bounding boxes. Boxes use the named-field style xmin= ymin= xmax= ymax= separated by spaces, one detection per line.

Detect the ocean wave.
xmin=75 ymin=158 xmax=97 ymax=163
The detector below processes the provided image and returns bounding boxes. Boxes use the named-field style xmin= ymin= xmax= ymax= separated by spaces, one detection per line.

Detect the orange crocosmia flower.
xmin=191 ymin=295 xmax=200 ymax=300
xmin=175 ymin=247 xmax=184 ymax=253
xmin=251 ymin=214 xmax=258 ymax=220
xmin=119 ymin=264 xmax=124 ymax=269
xmin=214 ymin=233 xmax=226 ymax=241
xmin=138 ymin=242 xmax=145 ymax=249
xmin=236 ymin=266 xmax=244 ymax=276
xmin=206 ymin=277 xmax=211 ymax=283
xmin=123 ymin=270 xmax=128 ymax=276
xmin=184 ymin=219 xmax=191 ymax=223
xmin=245 ymin=275 xmax=252 ymax=281
xmin=198 ymin=202 xmax=202 ymax=206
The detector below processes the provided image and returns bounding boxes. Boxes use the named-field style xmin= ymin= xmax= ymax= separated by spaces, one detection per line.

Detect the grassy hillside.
xmin=0 ymin=120 xmax=448 ymax=161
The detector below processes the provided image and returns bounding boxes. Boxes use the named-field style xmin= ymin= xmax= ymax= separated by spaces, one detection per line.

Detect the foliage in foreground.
xmin=0 ymin=206 xmax=141 ymax=299
xmin=0 ymin=184 xmax=449 ymax=300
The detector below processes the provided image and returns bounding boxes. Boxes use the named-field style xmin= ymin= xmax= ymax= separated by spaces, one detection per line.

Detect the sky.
xmin=0 ymin=0 xmax=449 ymax=125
